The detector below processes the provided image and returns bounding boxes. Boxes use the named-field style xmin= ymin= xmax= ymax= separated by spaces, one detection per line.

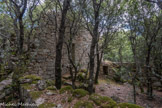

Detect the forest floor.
xmin=40 ymin=74 xmax=162 ymax=108
xmin=95 ymin=76 xmax=162 ymax=108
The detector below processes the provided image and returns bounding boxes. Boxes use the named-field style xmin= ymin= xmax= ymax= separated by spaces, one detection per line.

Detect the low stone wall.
xmin=20 ymin=86 xmax=37 ymax=108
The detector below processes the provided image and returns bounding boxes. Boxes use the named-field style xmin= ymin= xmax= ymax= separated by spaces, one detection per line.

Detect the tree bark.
xmin=88 ymin=37 xmax=97 ymax=93
xmin=94 ymin=44 xmax=103 ymax=84
xmin=88 ymin=0 xmax=102 ymax=93
xmin=18 ymin=16 xmax=24 ymax=54
xmin=55 ymin=0 xmax=71 ymax=89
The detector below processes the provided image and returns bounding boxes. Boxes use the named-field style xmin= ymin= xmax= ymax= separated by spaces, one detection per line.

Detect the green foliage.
xmin=114 ymin=103 xmax=143 ymax=108
xmin=29 ymin=91 xmax=43 ymax=100
xmin=73 ymin=101 xmax=94 ymax=108
xmin=38 ymin=102 xmax=56 ymax=108
xmin=89 ymin=94 xmax=117 ymax=107
xmin=104 ymin=32 xmax=133 ymax=62
xmin=59 ymin=86 xmax=73 ymax=94
xmin=72 ymin=89 xmax=89 ymax=98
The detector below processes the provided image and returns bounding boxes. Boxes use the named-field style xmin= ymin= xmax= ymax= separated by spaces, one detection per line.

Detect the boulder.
xmin=0 ymin=92 xmax=5 ymax=100
xmin=35 ymin=98 xmax=45 ymax=106
xmin=19 ymin=79 xmax=32 ymax=84
xmin=37 ymin=80 xmax=47 ymax=90
xmin=56 ymin=104 xmax=63 ymax=108
xmin=99 ymin=87 xmax=105 ymax=91
xmin=46 ymin=91 xmax=57 ymax=96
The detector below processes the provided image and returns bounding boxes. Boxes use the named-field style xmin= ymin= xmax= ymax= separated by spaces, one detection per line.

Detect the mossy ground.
xmin=29 ymin=91 xmax=43 ymax=100
xmin=38 ymin=102 xmax=56 ymax=108
xmin=72 ymin=89 xmax=89 ymax=98
xmin=21 ymin=83 xmax=32 ymax=89
xmin=47 ymin=86 xmax=57 ymax=90
xmin=89 ymin=94 xmax=117 ymax=107
xmin=114 ymin=103 xmax=144 ymax=108
xmin=73 ymin=101 xmax=94 ymax=108
xmin=59 ymin=86 xmax=73 ymax=94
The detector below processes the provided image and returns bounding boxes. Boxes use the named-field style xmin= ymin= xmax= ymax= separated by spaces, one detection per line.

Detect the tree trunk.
xmin=133 ymin=83 xmax=136 ymax=104
xmin=88 ymin=37 xmax=96 ymax=93
xmin=55 ymin=0 xmax=71 ymax=89
xmin=18 ymin=17 xmax=24 ymax=54
xmin=94 ymin=43 xmax=99 ymax=83
xmin=146 ymin=47 xmax=153 ymax=99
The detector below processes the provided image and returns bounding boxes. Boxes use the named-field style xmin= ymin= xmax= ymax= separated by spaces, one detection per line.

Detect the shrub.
xmin=59 ymin=86 xmax=73 ymax=94
xmin=73 ymin=89 xmax=89 ymax=98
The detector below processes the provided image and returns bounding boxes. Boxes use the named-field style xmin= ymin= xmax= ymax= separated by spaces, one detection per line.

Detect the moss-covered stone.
xmin=46 ymin=80 xmax=55 ymax=86
xmin=19 ymin=75 xmax=42 ymax=85
xmin=100 ymin=96 xmax=117 ymax=108
xmin=21 ymin=83 xmax=32 ymax=90
xmin=29 ymin=91 xmax=43 ymax=100
xmin=63 ymin=76 xmax=71 ymax=80
xmin=74 ymin=101 xmax=94 ymax=108
xmin=47 ymin=86 xmax=57 ymax=90
xmin=77 ymin=72 xmax=86 ymax=82
xmin=38 ymin=102 xmax=56 ymax=108
xmin=19 ymin=75 xmax=42 ymax=81
xmin=32 ymin=81 xmax=38 ymax=84
xmin=59 ymin=86 xmax=73 ymax=94
xmin=89 ymin=94 xmax=116 ymax=107
xmin=73 ymin=89 xmax=89 ymax=98
xmin=114 ymin=103 xmax=143 ymax=108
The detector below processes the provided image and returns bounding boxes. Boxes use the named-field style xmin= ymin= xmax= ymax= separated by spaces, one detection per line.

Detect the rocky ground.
xmin=0 ymin=73 xmax=162 ymax=108
xmin=95 ymin=78 xmax=162 ymax=108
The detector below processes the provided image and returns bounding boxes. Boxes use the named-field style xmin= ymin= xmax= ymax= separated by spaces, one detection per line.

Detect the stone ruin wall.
xmin=26 ymin=15 xmax=92 ymax=79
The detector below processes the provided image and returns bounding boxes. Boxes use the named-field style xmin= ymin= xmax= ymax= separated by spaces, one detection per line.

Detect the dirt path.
xmin=95 ymin=80 xmax=162 ymax=108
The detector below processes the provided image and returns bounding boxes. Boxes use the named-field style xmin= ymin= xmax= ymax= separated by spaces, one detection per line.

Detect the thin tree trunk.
xmin=18 ymin=17 xmax=24 ymax=54
xmin=133 ymin=83 xmax=136 ymax=104
xmin=88 ymin=37 xmax=96 ymax=93
xmin=146 ymin=47 xmax=153 ymax=99
xmin=55 ymin=0 xmax=71 ymax=89
xmin=88 ymin=0 xmax=102 ymax=93
xmin=95 ymin=45 xmax=103 ymax=84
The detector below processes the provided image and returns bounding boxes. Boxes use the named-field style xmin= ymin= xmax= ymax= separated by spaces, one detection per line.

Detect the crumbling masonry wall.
xmin=26 ymin=15 xmax=92 ymax=79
